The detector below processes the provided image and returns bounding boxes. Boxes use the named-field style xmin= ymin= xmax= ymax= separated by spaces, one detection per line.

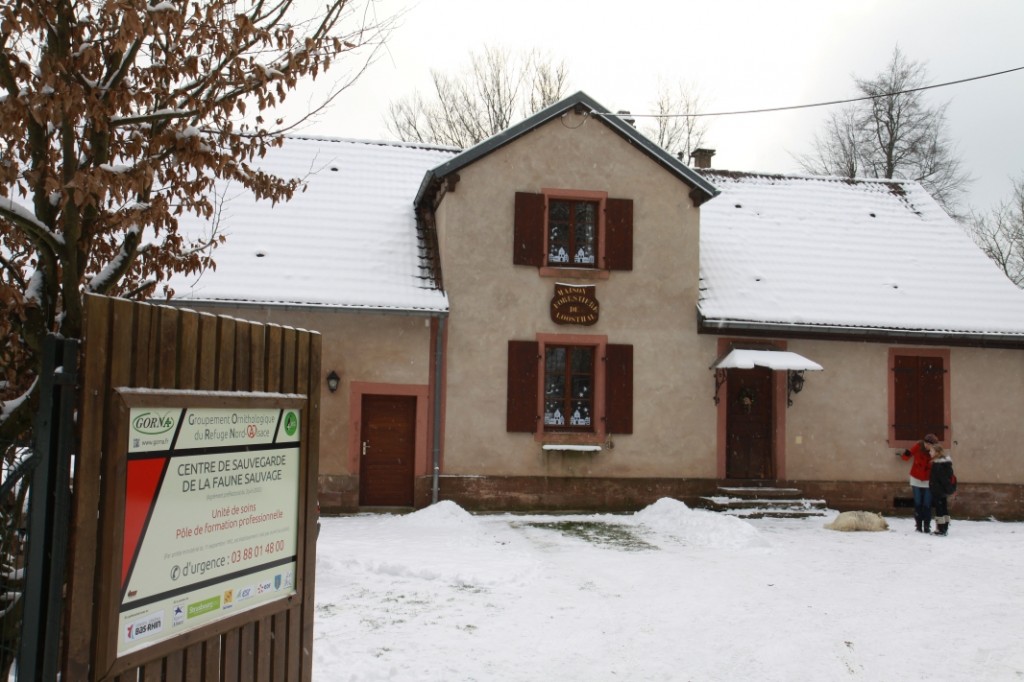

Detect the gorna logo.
xmin=133 ymin=411 xmax=175 ymax=435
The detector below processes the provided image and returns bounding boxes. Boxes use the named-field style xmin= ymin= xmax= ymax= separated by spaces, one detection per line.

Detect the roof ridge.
xmin=699 ymin=168 xmax=913 ymax=189
xmin=276 ymin=133 xmax=461 ymax=154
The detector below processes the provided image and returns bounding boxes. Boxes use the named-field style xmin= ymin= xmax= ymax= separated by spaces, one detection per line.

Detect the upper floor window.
xmin=514 ymin=190 xmax=633 ymax=273
xmin=548 ymin=200 xmax=597 ymax=267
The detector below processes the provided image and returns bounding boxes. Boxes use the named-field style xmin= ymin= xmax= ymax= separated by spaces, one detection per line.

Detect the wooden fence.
xmin=63 ymin=293 xmax=321 ymax=681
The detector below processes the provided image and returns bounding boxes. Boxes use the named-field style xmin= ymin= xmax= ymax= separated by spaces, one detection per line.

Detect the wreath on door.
xmin=738 ymin=387 xmax=756 ymax=413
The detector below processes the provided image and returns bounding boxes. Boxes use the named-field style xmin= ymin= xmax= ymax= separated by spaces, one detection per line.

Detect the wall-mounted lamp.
xmin=787 ymin=370 xmax=805 ymax=407
xmin=326 ymin=370 xmax=340 ymax=393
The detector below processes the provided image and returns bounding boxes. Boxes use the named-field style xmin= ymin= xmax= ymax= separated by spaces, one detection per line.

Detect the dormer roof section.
xmin=414 ymin=91 xmax=719 ymax=212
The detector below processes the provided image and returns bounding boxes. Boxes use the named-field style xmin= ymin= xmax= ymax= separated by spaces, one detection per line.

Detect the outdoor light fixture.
xmin=326 ymin=370 xmax=340 ymax=393
xmin=787 ymin=370 xmax=806 ymax=407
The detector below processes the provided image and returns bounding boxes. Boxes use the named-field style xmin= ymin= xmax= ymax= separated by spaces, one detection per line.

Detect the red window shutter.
xmin=893 ymin=355 xmax=946 ymax=441
xmin=892 ymin=355 xmax=917 ymax=441
xmin=513 ymin=192 xmax=545 ymax=266
xmin=604 ymin=198 xmax=633 ymax=271
xmin=507 ymin=340 xmax=539 ymax=432
xmin=920 ymin=357 xmax=946 ymax=439
xmin=605 ymin=344 xmax=633 ymax=434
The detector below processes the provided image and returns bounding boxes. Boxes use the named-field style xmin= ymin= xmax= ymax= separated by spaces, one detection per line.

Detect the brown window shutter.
xmin=605 ymin=343 xmax=633 ymax=434
xmin=893 ymin=355 xmax=946 ymax=441
xmin=604 ymin=198 xmax=633 ymax=271
xmin=513 ymin=192 xmax=545 ymax=266
xmin=920 ymin=356 xmax=946 ymax=439
xmin=892 ymin=355 xmax=917 ymax=441
xmin=507 ymin=340 xmax=540 ymax=432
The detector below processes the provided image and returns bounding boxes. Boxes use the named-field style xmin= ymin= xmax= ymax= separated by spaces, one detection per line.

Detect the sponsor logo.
xmin=236 ymin=586 xmax=256 ymax=602
xmin=172 ymin=606 xmax=185 ymax=626
xmin=125 ymin=612 xmax=163 ymax=642
xmin=132 ymin=411 xmax=176 ymax=436
xmin=274 ymin=574 xmax=282 ymax=590
xmin=187 ymin=597 xmax=220 ymax=619
xmin=283 ymin=411 xmax=299 ymax=437
xmin=222 ymin=589 xmax=234 ymax=609
xmin=257 ymin=580 xmax=272 ymax=595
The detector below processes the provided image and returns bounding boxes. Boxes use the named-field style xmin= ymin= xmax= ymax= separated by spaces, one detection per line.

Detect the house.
xmin=169 ymin=92 xmax=1024 ymax=518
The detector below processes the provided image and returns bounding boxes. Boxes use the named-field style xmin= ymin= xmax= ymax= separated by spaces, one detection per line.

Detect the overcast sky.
xmin=287 ymin=0 xmax=1024 ymax=212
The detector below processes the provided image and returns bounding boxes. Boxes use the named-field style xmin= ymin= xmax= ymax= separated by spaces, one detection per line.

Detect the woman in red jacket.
xmin=899 ymin=433 xmax=939 ymax=533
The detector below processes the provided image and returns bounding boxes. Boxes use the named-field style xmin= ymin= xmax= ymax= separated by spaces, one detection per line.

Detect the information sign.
xmin=118 ymin=405 xmax=302 ymax=656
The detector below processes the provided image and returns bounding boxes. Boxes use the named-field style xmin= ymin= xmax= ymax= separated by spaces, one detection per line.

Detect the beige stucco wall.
xmin=169 ymin=303 xmax=436 ymax=480
xmin=770 ymin=340 xmax=1024 ymax=485
xmin=436 ymin=112 xmax=720 ymax=478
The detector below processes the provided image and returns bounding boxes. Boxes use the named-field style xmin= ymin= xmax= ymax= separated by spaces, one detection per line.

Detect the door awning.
xmin=711 ymin=349 xmax=823 ymax=371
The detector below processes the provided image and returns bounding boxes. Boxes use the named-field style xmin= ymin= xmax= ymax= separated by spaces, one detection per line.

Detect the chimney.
xmin=689 ymin=148 xmax=716 ymax=169
xmin=616 ymin=110 xmax=636 ymax=128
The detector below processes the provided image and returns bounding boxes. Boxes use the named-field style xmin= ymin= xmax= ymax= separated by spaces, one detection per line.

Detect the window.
xmin=513 ymin=190 xmax=633 ymax=272
xmin=544 ymin=345 xmax=594 ymax=430
xmin=889 ymin=348 xmax=949 ymax=445
xmin=547 ymin=200 xmax=597 ymax=267
xmin=507 ymin=337 xmax=633 ymax=442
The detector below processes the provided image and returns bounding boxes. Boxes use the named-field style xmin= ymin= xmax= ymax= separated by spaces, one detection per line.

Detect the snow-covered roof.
xmin=168 ymin=135 xmax=459 ymax=313
xmin=698 ymin=170 xmax=1024 ymax=340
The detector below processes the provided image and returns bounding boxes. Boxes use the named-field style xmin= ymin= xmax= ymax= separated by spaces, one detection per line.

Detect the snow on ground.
xmin=313 ymin=499 xmax=1024 ymax=681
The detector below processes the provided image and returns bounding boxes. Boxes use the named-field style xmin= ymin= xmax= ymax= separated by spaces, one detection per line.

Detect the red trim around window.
xmin=539 ymin=188 xmax=609 ymax=278
xmin=534 ymin=332 xmax=608 ymax=445
xmin=887 ymin=347 xmax=951 ymax=448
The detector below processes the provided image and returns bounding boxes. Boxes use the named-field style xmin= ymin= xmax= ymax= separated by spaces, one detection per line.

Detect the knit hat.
xmin=924 ymin=433 xmax=939 ymax=444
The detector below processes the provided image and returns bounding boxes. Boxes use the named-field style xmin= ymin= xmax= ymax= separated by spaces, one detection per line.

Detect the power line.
xmin=599 ymin=65 xmax=1024 ymax=119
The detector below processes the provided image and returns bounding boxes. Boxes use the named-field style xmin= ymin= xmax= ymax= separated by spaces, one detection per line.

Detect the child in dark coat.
xmin=928 ymin=444 xmax=956 ymax=536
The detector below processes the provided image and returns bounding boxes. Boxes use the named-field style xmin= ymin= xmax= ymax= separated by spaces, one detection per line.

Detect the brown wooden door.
xmin=726 ymin=368 xmax=774 ymax=480
xmin=359 ymin=395 xmax=416 ymax=506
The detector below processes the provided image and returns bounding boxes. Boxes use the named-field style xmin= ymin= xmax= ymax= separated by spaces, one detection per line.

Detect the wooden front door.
xmin=726 ymin=368 xmax=774 ymax=480
xmin=359 ymin=395 xmax=416 ymax=506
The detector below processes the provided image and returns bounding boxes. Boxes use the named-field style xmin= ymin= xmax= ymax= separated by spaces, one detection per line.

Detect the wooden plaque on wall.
xmin=550 ymin=283 xmax=599 ymax=326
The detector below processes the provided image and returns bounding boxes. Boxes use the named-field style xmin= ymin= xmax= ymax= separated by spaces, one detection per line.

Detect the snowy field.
xmin=312 ymin=500 xmax=1024 ymax=682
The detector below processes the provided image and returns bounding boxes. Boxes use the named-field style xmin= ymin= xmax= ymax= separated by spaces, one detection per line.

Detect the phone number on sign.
xmin=230 ymin=539 xmax=287 ymax=564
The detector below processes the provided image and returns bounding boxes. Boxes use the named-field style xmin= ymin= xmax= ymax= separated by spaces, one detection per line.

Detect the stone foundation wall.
xmin=318 ymin=473 xmax=1024 ymax=520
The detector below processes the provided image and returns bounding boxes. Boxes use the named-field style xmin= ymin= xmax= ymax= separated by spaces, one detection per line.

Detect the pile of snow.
xmin=633 ymin=497 xmax=768 ymax=548
xmin=386 ymin=499 xmax=480 ymax=530
xmin=319 ymin=502 xmax=540 ymax=589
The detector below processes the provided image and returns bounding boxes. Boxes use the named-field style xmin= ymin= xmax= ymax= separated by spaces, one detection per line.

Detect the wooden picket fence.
xmin=63 ymin=293 xmax=321 ymax=681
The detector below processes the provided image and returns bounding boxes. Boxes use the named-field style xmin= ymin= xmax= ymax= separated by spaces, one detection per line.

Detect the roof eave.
xmin=697 ymin=315 xmax=1024 ymax=350
xmin=163 ymin=297 xmax=449 ymax=317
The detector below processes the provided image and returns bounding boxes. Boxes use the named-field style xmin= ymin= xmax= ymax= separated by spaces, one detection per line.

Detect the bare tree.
xmin=965 ymin=175 xmax=1024 ymax=287
xmin=0 ymin=0 xmax=390 ymax=443
xmin=796 ymin=47 xmax=971 ymax=216
xmin=641 ymin=81 xmax=710 ymax=162
xmin=386 ymin=46 xmax=569 ymax=148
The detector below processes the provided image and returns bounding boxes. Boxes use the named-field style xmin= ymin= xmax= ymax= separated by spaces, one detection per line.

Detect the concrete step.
xmin=698 ymin=487 xmax=830 ymax=519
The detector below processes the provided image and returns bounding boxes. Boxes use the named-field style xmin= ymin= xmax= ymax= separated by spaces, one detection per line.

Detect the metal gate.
xmin=0 ymin=334 xmax=78 ymax=681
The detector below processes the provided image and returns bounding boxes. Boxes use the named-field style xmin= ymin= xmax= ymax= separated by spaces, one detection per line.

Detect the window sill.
xmin=538 ymin=266 xmax=610 ymax=281
xmin=542 ymin=444 xmax=602 ymax=453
